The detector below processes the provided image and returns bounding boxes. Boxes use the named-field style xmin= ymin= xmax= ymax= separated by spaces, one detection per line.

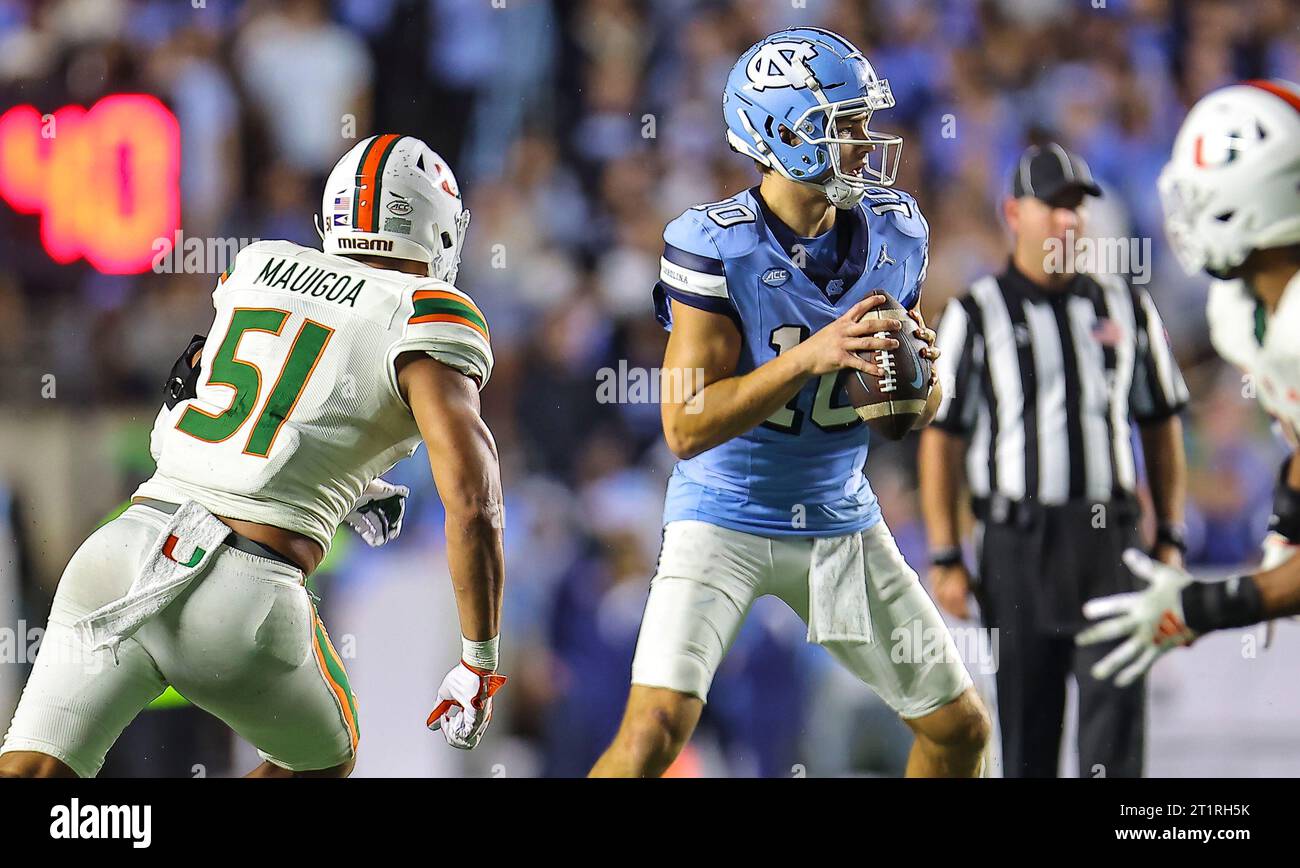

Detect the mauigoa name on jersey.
xmin=253 ymin=256 xmax=368 ymax=307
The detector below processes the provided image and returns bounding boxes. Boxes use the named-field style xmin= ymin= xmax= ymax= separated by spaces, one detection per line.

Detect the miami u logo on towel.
xmin=162 ymin=534 xmax=205 ymax=568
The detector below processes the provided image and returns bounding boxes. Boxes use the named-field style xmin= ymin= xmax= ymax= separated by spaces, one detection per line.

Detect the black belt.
xmin=132 ymin=497 xmax=302 ymax=572
xmin=972 ymin=493 xmax=1139 ymax=529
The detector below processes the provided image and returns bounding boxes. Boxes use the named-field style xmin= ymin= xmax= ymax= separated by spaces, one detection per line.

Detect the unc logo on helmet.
xmin=724 ymin=27 xmax=902 ymax=209
xmin=744 ymin=41 xmax=818 ymax=91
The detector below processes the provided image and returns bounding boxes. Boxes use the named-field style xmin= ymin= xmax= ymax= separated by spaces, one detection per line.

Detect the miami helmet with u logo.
xmin=1158 ymin=79 xmax=1300 ymax=278
xmin=317 ymin=134 xmax=471 ymax=284
xmin=723 ymin=27 xmax=902 ymax=209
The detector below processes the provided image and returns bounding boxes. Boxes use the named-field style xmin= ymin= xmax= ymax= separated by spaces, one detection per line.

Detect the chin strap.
xmin=822 ymin=176 xmax=867 ymax=209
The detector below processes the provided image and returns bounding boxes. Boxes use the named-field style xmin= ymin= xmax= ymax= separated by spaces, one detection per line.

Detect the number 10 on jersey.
xmin=764 ymin=324 xmax=860 ymax=434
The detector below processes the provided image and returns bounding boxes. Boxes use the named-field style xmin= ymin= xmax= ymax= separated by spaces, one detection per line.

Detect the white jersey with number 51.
xmin=135 ymin=239 xmax=493 ymax=549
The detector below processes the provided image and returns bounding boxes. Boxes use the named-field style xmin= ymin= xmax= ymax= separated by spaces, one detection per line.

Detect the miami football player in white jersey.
xmin=0 ymin=134 xmax=507 ymax=777
xmin=1079 ymin=80 xmax=1300 ymax=685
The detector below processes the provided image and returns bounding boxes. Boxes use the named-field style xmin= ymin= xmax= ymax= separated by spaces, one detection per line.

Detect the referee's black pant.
xmin=973 ymin=496 xmax=1146 ymax=778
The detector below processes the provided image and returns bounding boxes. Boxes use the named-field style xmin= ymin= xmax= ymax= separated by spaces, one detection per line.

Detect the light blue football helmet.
xmin=724 ymin=27 xmax=902 ymax=209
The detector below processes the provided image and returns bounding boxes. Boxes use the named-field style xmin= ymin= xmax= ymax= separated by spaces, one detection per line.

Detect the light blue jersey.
xmin=653 ymin=185 xmax=929 ymax=537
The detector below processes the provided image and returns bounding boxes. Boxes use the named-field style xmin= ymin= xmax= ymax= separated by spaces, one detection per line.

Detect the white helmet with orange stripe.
xmin=1159 ymin=79 xmax=1300 ymax=278
xmin=318 ymin=134 xmax=471 ymax=283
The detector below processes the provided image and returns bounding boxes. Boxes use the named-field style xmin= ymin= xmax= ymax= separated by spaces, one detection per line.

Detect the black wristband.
xmin=1179 ymin=575 xmax=1265 ymax=634
xmin=1154 ymin=523 xmax=1187 ymax=554
xmin=1268 ymin=456 xmax=1300 ymax=542
xmin=930 ymin=546 xmax=963 ymax=568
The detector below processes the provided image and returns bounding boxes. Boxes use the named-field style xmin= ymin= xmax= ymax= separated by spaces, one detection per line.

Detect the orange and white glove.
xmin=427 ymin=659 xmax=507 ymax=750
xmin=1077 ymin=549 xmax=1197 ymax=687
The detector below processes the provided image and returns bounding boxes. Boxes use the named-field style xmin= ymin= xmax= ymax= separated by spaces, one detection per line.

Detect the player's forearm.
xmin=1140 ymin=414 xmax=1187 ymax=526
xmin=663 ymin=348 xmax=812 ymax=459
xmin=444 ymin=505 xmax=505 ymax=641
xmin=402 ymin=356 xmax=506 ymax=643
xmin=438 ymin=427 xmax=505 ymax=642
xmin=1254 ymin=557 xmax=1300 ymax=620
xmin=918 ymin=426 xmax=967 ymax=549
xmin=1182 ymin=555 xmax=1300 ymax=636
xmin=1253 ymin=449 xmax=1300 ymax=619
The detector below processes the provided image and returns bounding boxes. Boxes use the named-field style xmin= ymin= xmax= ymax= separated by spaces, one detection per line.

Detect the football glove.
xmin=344 ymin=478 xmax=409 ymax=547
xmin=426 ymin=662 xmax=507 ymax=750
xmin=1077 ymin=549 xmax=1197 ymax=687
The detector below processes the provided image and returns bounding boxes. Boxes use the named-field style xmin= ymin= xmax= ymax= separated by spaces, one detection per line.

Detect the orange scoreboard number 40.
xmin=0 ymin=94 xmax=180 ymax=275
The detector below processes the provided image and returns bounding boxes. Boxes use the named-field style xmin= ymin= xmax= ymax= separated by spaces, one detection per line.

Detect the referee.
xmin=918 ymin=143 xmax=1189 ymax=778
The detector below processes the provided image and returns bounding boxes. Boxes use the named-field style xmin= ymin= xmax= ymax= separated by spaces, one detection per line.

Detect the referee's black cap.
xmin=1010 ymin=142 xmax=1102 ymax=205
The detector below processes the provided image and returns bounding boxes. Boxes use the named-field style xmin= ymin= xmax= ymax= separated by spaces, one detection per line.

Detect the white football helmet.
xmin=1158 ymin=79 xmax=1300 ymax=278
xmin=318 ymin=134 xmax=470 ymax=283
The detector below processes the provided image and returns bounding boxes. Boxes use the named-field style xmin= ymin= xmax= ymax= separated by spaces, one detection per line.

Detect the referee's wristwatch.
xmin=1154 ymin=522 xmax=1187 ymax=554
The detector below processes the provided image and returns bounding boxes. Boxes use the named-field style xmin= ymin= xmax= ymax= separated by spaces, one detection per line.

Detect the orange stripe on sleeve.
xmin=408 ymin=312 xmax=490 ymax=341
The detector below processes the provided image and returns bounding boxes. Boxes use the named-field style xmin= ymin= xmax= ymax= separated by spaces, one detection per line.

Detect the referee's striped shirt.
xmin=932 ymin=260 xmax=1189 ymax=506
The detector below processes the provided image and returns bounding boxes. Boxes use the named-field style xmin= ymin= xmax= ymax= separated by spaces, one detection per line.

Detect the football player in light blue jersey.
xmin=591 ymin=28 xmax=991 ymax=777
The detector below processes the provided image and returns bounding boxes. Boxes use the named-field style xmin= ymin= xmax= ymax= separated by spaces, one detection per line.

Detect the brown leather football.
xmin=844 ymin=291 xmax=932 ymax=440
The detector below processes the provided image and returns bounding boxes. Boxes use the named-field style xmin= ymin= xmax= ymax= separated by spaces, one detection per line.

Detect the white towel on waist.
xmin=75 ymin=500 xmax=230 ymax=659
xmin=807 ymin=532 xmax=872 ymax=646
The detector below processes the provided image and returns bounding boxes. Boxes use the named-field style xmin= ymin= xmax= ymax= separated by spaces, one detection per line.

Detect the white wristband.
xmin=462 ymin=635 xmax=499 ymax=672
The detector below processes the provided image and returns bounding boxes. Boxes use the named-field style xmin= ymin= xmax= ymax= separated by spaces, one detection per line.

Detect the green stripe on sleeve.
xmin=411 ymin=298 xmax=489 ymax=333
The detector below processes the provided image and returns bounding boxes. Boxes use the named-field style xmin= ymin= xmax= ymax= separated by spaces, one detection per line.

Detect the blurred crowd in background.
xmin=0 ymin=0 xmax=1297 ymax=776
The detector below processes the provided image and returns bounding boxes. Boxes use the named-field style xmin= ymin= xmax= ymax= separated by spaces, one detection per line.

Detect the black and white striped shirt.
xmin=932 ymin=261 xmax=1189 ymax=506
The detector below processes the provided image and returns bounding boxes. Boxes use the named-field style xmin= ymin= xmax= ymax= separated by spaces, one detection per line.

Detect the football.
xmin=844 ymin=290 xmax=932 ymax=440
